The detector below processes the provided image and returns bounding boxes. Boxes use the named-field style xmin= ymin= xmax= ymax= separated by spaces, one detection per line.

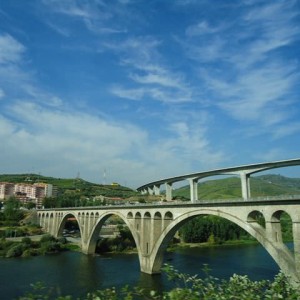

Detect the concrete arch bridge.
xmin=38 ymin=197 xmax=300 ymax=285
xmin=38 ymin=159 xmax=300 ymax=285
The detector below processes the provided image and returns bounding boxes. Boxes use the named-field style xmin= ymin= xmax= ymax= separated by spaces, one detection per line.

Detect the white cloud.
xmin=41 ymin=0 xmax=128 ymax=36
xmin=178 ymin=0 xmax=300 ymax=141
xmin=0 ymin=100 xmax=223 ymax=187
xmin=0 ymin=34 xmax=25 ymax=64
xmin=107 ymin=36 xmax=194 ymax=103
xmin=110 ymin=85 xmax=144 ymax=100
xmin=271 ymin=122 xmax=300 ymax=140
xmin=186 ymin=21 xmax=223 ymax=36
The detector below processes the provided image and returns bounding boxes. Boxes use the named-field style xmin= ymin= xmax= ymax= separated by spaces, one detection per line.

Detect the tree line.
xmin=179 ymin=214 xmax=293 ymax=244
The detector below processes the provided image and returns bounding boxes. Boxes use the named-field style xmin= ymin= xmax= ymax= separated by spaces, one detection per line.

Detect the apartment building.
xmin=0 ymin=182 xmax=55 ymax=207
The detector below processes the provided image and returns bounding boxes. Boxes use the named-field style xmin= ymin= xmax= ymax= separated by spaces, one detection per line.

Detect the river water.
xmin=0 ymin=243 xmax=279 ymax=299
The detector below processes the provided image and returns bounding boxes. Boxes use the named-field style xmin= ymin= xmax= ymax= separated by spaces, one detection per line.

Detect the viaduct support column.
xmin=154 ymin=185 xmax=160 ymax=196
xmin=148 ymin=187 xmax=154 ymax=195
xmin=240 ymin=172 xmax=251 ymax=200
xmin=165 ymin=182 xmax=172 ymax=201
xmin=189 ymin=178 xmax=198 ymax=203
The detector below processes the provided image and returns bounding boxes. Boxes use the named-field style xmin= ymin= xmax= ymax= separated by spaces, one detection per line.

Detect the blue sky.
xmin=0 ymin=0 xmax=299 ymax=188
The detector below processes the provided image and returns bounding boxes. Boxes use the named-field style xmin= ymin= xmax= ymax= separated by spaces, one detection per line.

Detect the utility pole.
xmin=103 ymin=169 xmax=107 ymax=185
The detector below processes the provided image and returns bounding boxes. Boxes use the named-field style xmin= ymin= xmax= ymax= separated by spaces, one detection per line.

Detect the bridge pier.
xmin=165 ymin=182 xmax=173 ymax=201
xmin=189 ymin=178 xmax=198 ymax=203
xmin=240 ymin=172 xmax=251 ymax=200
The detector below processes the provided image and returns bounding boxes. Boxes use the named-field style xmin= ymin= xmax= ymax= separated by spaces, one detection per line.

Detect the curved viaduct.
xmin=137 ymin=158 xmax=300 ymax=201
xmin=37 ymin=158 xmax=300 ymax=285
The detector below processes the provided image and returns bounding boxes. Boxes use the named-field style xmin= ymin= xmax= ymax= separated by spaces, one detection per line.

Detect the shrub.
xmin=6 ymin=244 xmax=24 ymax=258
xmin=21 ymin=237 xmax=32 ymax=245
xmin=40 ymin=234 xmax=56 ymax=243
xmin=57 ymin=237 xmax=67 ymax=244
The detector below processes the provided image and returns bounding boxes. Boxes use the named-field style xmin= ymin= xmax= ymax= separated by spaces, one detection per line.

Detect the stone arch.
xmin=247 ymin=210 xmax=266 ymax=227
xmin=144 ymin=212 xmax=151 ymax=218
xmin=135 ymin=212 xmax=142 ymax=232
xmin=247 ymin=210 xmax=266 ymax=236
xmin=271 ymin=210 xmax=293 ymax=249
xmin=147 ymin=208 xmax=298 ymax=284
xmin=127 ymin=212 xmax=133 ymax=219
xmin=154 ymin=212 xmax=162 ymax=219
xmin=153 ymin=212 xmax=163 ymax=243
xmin=164 ymin=211 xmax=173 ymax=220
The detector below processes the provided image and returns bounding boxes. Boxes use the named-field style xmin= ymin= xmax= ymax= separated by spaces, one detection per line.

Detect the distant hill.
xmin=0 ymin=174 xmax=139 ymax=199
xmin=172 ymin=174 xmax=300 ymax=200
xmin=2 ymin=173 xmax=300 ymax=202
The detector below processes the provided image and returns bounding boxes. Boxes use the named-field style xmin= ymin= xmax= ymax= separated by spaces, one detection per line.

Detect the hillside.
xmin=2 ymin=173 xmax=300 ymax=202
xmin=173 ymin=174 xmax=300 ymax=200
xmin=0 ymin=174 xmax=139 ymax=199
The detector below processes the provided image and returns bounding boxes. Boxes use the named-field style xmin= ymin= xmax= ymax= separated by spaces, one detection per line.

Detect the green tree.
xmin=3 ymin=197 xmax=23 ymax=223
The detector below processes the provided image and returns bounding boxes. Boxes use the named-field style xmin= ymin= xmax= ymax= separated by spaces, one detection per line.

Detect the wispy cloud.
xmin=107 ymin=36 xmax=194 ymax=103
xmin=181 ymin=0 xmax=300 ymax=139
xmin=0 ymin=34 xmax=25 ymax=64
xmin=40 ymin=0 xmax=128 ymax=36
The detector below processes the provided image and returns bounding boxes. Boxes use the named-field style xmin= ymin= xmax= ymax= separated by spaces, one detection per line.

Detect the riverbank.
xmin=0 ymin=234 xmax=73 ymax=258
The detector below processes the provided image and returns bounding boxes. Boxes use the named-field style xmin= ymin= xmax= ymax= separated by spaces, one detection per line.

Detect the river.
xmin=0 ymin=243 xmax=279 ymax=299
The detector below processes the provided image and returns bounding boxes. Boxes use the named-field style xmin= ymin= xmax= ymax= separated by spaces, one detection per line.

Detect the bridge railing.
xmin=129 ymin=194 xmax=300 ymax=206
xmin=37 ymin=194 xmax=300 ymax=211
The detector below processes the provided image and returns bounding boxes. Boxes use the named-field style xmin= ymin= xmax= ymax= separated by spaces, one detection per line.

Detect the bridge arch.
xmin=148 ymin=208 xmax=296 ymax=283
xmin=247 ymin=210 xmax=265 ymax=226
xmin=82 ymin=211 xmax=140 ymax=257
xmin=57 ymin=213 xmax=81 ymax=238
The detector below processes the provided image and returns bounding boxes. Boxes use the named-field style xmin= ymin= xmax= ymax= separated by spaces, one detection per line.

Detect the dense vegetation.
xmin=19 ymin=264 xmax=300 ymax=299
xmin=0 ymin=234 xmax=70 ymax=258
xmin=96 ymin=225 xmax=136 ymax=253
xmin=178 ymin=212 xmax=293 ymax=245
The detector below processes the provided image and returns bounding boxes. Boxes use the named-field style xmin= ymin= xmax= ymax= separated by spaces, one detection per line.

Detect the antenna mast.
xmin=103 ymin=169 xmax=107 ymax=185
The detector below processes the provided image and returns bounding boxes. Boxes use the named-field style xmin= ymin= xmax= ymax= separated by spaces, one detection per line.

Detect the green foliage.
xmin=0 ymin=235 xmax=67 ymax=257
xmin=40 ymin=234 xmax=56 ymax=243
xmin=3 ymin=197 xmax=24 ymax=222
xmin=96 ymin=227 xmax=136 ymax=253
xmin=21 ymin=237 xmax=32 ymax=245
xmin=179 ymin=215 xmax=249 ymax=244
xmin=161 ymin=264 xmax=299 ymax=300
xmin=6 ymin=243 xmax=24 ymax=257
